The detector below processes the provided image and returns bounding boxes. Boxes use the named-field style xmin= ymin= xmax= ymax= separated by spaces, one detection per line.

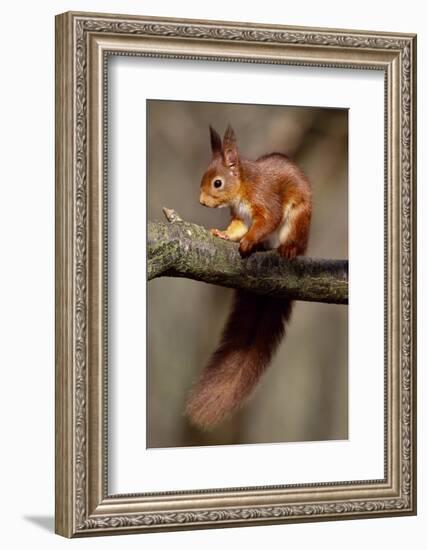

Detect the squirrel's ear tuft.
xmin=223 ymin=124 xmax=239 ymax=168
xmin=209 ymin=125 xmax=222 ymax=157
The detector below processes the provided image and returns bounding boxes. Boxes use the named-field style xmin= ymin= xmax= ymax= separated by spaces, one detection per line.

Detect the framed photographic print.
xmin=55 ymin=11 xmax=417 ymax=537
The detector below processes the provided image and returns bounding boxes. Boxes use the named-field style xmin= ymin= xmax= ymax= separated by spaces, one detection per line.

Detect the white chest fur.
xmin=232 ymin=201 xmax=253 ymax=228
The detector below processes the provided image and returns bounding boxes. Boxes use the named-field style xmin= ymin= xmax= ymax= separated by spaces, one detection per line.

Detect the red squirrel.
xmin=185 ymin=124 xmax=312 ymax=430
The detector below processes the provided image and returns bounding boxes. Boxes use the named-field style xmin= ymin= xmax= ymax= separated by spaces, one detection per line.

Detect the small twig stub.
xmin=162 ymin=207 xmax=183 ymax=223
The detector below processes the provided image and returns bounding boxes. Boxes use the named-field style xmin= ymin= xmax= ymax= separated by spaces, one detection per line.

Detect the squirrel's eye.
xmin=213 ymin=179 xmax=223 ymax=189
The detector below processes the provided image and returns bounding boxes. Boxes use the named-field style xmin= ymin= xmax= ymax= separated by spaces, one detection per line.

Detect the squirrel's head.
xmin=199 ymin=125 xmax=241 ymax=208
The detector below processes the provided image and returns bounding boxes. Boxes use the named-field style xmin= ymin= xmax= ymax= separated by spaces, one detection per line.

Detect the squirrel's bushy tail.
xmin=185 ymin=290 xmax=293 ymax=430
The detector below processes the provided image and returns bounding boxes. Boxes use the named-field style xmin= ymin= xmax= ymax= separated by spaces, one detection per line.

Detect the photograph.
xmin=147 ymin=99 xmax=349 ymax=448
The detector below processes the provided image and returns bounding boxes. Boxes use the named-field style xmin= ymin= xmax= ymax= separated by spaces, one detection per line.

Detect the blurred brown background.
xmin=147 ymin=99 xmax=348 ymax=448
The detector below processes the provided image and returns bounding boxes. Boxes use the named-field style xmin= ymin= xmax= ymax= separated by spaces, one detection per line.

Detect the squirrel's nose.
xmin=199 ymin=193 xmax=208 ymax=206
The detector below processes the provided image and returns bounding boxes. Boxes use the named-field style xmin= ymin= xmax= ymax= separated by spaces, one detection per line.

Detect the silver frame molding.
xmin=55 ymin=11 xmax=417 ymax=538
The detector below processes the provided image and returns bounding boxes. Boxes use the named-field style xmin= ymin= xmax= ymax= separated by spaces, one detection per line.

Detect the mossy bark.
xmin=148 ymin=211 xmax=348 ymax=305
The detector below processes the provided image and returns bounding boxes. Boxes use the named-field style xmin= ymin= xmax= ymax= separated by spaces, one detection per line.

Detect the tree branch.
xmin=148 ymin=209 xmax=348 ymax=305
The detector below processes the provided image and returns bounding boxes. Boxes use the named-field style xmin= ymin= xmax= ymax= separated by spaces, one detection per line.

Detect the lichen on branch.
xmin=148 ymin=208 xmax=348 ymax=305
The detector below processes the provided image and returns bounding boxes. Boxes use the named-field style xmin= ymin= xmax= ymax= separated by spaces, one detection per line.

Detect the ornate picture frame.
xmin=55 ymin=11 xmax=416 ymax=537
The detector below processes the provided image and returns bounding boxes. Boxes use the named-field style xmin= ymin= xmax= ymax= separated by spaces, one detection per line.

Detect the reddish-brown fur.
xmin=186 ymin=125 xmax=312 ymax=429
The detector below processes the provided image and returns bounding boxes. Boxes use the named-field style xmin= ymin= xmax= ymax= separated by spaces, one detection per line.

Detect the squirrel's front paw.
xmin=238 ymin=237 xmax=254 ymax=258
xmin=210 ymin=228 xmax=230 ymax=240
